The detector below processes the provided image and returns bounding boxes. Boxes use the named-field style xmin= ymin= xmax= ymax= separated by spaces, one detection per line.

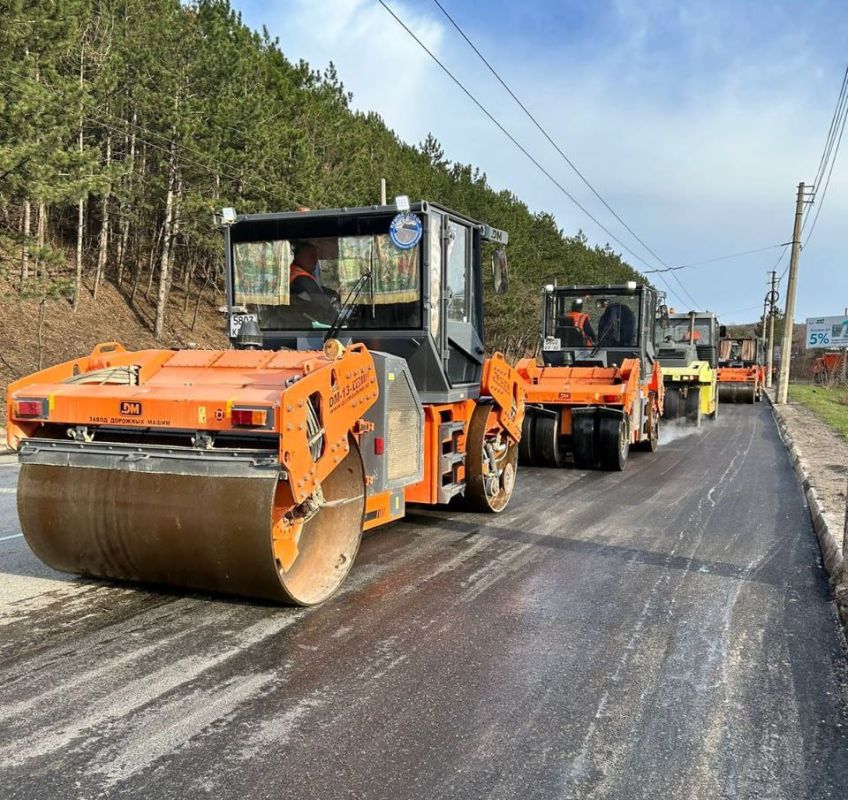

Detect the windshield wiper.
xmin=323 ymin=268 xmax=374 ymax=343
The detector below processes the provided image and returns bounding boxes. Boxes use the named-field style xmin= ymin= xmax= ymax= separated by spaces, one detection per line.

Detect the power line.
xmin=374 ymin=0 xmax=696 ymax=305
xmin=805 ymin=64 xmax=848 ymax=225
xmin=429 ymin=0 xmax=672 ymax=274
xmin=642 ymin=242 xmax=789 ymax=273
xmin=418 ymin=0 xmax=704 ymax=308
xmin=774 ymin=245 xmax=790 ymax=282
xmin=803 ymin=70 xmax=848 ymax=248
xmin=717 ymin=304 xmax=764 ymax=317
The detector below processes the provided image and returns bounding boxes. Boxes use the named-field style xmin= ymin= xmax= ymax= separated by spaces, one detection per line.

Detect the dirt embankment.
xmin=0 ymin=281 xmax=228 ymax=398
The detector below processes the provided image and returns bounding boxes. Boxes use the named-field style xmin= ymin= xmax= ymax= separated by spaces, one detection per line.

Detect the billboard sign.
xmin=805 ymin=316 xmax=848 ymax=349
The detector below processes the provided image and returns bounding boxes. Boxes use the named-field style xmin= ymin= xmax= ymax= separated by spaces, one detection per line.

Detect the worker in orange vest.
xmin=290 ymin=241 xmax=336 ymax=323
xmin=564 ymin=298 xmax=596 ymax=344
xmin=682 ymin=328 xmax=702 ymax=343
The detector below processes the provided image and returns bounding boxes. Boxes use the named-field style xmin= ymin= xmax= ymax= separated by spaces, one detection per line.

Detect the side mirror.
xmin=658 ymin=304 xmax=669 ymax=328
xmin=719 ymin=324 xmax=727 ymax=338
xmin=492 ymin=248 xmax=509 ymax=295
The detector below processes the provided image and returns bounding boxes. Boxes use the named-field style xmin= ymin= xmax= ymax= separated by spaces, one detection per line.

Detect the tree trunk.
xmin=35 ymin=202 xmax=47 ymax=278
xmin=74 ymin=199 xmax=85 ymax=311
xmin=145 ymin=226 xmax=160 ymax=302
xmin=73 ymin=47 xmax=85 ymax=311
xmin=154 ymin=151 xmax=178 ymax=339
xmin=191 ymin=262 xmax=213 ymax=331
xmin=117 ymin=111 xmax=137 ymax=287
xmin=93 ymin=126 xmax=112 ymax=299
xmin=182 ymin=255 xmax=193 ymax=313
xmin=37 ymin=298 xmax=47 ymax=370
xmin=20 ymin=200 xmax=31 ymax=283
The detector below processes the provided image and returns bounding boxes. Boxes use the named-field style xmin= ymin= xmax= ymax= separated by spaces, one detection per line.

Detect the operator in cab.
xmin=682 ymin=328 xmax=702 ymax=343
xmin=564 ymin=298 xmax=596 ymax=345
xmin=289 ymin=241 xmax=337 ymax=325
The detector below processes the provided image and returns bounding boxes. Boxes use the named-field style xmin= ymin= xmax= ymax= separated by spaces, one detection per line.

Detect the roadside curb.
xmin=765 ymin=391 xmax=848 ymax=625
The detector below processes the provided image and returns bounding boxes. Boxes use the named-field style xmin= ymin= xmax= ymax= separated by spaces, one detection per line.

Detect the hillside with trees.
xmin=0 ymin=0 xmax=642 ymax=389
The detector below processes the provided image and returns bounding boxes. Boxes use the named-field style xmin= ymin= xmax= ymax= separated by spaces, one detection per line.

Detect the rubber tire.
xmin=534 ymin=414 xmax=564 ymax=468
xmin=685 ymin=387 xmax=702 ymax=425
xmin=464 ymin=404 xmax=518 ymax=514
xmin=572 ymin=413 xmax=596 ymax=469
xmin=663 ymin=387 xmax=681 ymax=420
xmin=519 ymin=414 xmax=535 ymax=466
xmin=598 ymin=415 xmax=629 ymax=471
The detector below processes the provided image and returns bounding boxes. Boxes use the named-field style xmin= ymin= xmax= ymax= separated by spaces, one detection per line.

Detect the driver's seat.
xmin=555 ymin=323 xmax=589 ymax=348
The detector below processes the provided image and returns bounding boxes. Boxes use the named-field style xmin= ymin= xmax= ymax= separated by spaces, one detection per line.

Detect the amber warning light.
xmin=231 ymin=407 xmax=270 ymax=428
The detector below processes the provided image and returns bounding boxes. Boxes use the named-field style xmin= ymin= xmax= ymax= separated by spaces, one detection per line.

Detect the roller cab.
xmin=655 ymin=311 xmax=719 ymax=423
xmin=717 ymin=336 xmax=765 ymax=403
xmin=517 ymin=283 xmax=663 ymax=471
xmin=9 ymin=200 xmax=524 ymax=603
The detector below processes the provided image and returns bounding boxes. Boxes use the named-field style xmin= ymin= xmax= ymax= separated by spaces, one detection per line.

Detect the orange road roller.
xmin=717 ymin=336 xmax=765 ymax=403
xmin=516 ymin=282 xmax=664 ymax=471
xmin=7 ymin=200 xmax=525 ymax=605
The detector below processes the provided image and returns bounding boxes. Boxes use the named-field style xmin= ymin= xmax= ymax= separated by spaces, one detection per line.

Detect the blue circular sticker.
xmin=389 ymin=212 xmax=422 ymax=250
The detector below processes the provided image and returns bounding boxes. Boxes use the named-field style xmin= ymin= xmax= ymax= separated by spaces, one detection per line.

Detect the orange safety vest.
xmin=565 ymin=311 xmax=590 ymax=329
xmin=682 ymin=330 xmax=702 ymax=342
xmin=564 ymin=311 xmax=593 ymax=344
xmin=290 ymin=263 xmax=317 ymax=285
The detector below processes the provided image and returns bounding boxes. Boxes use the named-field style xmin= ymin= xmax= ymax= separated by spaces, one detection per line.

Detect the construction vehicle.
xmin=812 ymin=351 xmax=846 ymax=384
xmin=655 ymin=311 xmax=719 ymax=423
xmin=717 ymin=336 xmax=765 ymax=403
xmin=516 ymin=282 xmax=664 ymax=471
xmin=7 ymin=200 xmax=525 ymax=605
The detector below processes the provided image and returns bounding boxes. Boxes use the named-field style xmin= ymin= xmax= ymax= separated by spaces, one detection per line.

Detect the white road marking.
xmin=0 ymin=534 xmax=23 ymax=542
xmin=0 ymin=487 xmax=16 ymax=493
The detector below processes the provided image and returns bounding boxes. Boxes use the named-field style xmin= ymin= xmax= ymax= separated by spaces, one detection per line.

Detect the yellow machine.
xmin=655 ymin=311 xmax=719 ymax=423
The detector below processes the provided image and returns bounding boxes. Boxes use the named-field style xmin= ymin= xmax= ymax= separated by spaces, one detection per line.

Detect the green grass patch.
xmin=788 ymin=384 xmax=848 ymax=439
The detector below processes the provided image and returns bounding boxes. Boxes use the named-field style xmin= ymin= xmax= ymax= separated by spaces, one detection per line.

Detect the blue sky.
xmin=233 ymin=0 xmax=847 ymax=323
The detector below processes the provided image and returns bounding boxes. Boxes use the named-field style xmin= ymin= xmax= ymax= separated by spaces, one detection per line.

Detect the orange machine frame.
xmin=516 ymin=357 xmax=662 ymax=444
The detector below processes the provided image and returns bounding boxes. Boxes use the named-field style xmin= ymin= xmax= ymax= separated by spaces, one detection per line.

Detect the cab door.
xmin=444 ymin=217 xmax=484 ymax=386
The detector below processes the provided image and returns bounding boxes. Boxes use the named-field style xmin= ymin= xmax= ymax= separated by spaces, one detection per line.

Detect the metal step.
xmin=439 ymin=420 xmax=466 ymax=443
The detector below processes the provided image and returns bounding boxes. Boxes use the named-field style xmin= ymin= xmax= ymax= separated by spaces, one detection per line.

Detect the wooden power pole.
xmin=776 ymin=182 xmax=808 ymax=404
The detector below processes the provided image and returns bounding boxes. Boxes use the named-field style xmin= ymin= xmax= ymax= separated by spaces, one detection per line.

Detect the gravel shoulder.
xmin=771 ymin=391 xmax=847 ymax=553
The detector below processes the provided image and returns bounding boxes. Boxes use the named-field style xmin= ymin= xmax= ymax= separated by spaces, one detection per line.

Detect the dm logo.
xmin=120 ymin=401 xmax=143 ymax=416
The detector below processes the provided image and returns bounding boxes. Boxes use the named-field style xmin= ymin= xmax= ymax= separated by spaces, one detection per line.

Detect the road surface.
xmin=1 ymin=404 xmax=847 ymax=799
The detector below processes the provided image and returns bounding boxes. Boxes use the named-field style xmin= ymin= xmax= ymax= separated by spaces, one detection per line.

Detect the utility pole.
xmin=776 ymin=182 xmax=809 ymax=404
xmin=765 ymin=270 xmax=778 ymax=388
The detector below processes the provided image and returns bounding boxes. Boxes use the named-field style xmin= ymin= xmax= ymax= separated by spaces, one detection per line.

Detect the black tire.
xmin=572 ymin=412 xmax=596 ymax=469
xmin=464 ymin=404 xmax=518 ymax=514
xmin=598 ymin=415 xmax=629 ymax=471
xmin=685 ymin=387 xmax=702 ymax=425
xmin=518 ymin=414 xmax=535 ymax=465
xmin=663 ymin=387 xmax=681 ymax=420
xmin=534 ymin=414 xmax=563 ymax=468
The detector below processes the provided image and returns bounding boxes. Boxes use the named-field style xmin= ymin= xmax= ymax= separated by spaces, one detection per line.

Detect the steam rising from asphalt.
xmin=659 ymin=419 xmax=705 ymax=446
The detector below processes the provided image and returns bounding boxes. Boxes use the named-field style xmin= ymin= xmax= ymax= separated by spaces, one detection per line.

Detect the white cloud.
xmin=240 ymin=0 xmax=847 ymax=321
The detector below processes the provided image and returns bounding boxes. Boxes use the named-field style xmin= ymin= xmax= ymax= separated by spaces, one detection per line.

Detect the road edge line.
xmin=765 ymin=390 xmax=848 ymax=628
